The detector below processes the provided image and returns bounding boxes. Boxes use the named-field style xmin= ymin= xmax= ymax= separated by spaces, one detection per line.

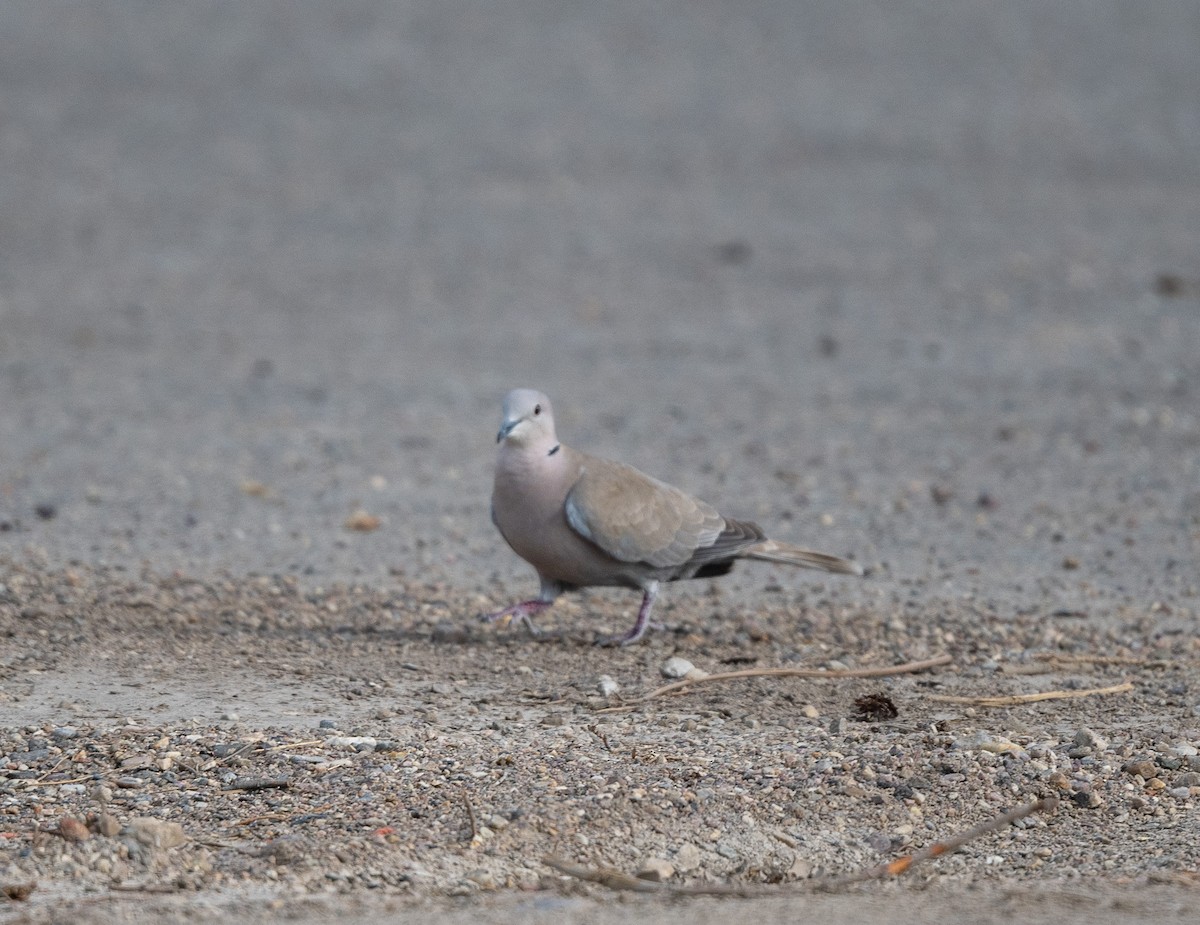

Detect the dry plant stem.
xmin=109 ymin=882 xmax=184 ymax=894
xmin=817 ymin=797 xmax=1057 ymax=889
xmin=463 ymin=792 xmax=479 ymax=841
xmin=928 ymin=681 xmax=1133 ymax=708
xmin=223 ymin=776 xmax=291 ymax=792
xmin=545 ymin=797 xmax=1056 ymax=897
xmin=542 ymin=858 xmax=667 ymax=894
xmin=1034 ymin=653 xmax=1168 ymax=667
xmin=541 ymin=858 xmax=751 ymax=896
xmin=635 ymin=653 xmax=953 ymax=704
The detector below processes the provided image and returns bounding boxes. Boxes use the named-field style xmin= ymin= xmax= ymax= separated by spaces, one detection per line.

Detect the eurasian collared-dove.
xmin=487 ymin=388 xmax=863 ymax=645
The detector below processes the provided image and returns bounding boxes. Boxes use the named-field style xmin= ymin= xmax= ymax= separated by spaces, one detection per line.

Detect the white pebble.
xmin=661 ymin=657 xmax=695 ymax=679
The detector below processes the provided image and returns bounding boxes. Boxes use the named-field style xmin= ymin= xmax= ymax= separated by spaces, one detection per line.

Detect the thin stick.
xmin=542 ymin=857 xmax=751 ymax=895
xmin=223 ymin=776 xmax=291 ymax=792
xmin=928 ymin=681 xmax=1133 ymax=708
xmin=611 ymin=654 xmax=952 ymax=708
xmin=463 ymin=792 xmax=479 ymax=842
xmin=817 ymin=798 xmax=1056 ymax=888
xmin=543 ymin=857 xmax=667 ymax=893
xmin=109 ymin=882 xmax=183 ymax=894
xmin=544 ymin=797 xmax=1056 ymax=896
xmin=22 ymin=776 xmax=93 ymax=789
xmin=1033 ymin=653 xmax=1165 ymax=667
xmin=33 ymin=756 xmax=70 ymax=783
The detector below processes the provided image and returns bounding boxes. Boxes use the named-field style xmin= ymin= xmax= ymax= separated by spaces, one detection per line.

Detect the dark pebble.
xmin=1070 ymin=791 xmax=1102 ymax=809
xmin=1122 ymin=759 xmax=1157 ymax=779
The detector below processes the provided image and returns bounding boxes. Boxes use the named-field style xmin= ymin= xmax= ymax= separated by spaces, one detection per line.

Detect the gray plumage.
xmin=486 ymin=388 xmax=863 ymax=645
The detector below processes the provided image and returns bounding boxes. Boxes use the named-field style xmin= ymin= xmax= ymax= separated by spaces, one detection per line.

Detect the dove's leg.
xmin=482 ymin=578 xmax=564 ymax=637
xmin=600 ymin=582 xmax=659 ymax=647
xmin=482 ymin=599 xmax=552 ymax=637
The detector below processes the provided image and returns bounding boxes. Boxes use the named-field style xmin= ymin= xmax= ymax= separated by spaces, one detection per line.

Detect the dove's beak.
xmin=496 ymin=419 xmax=518 ymax=443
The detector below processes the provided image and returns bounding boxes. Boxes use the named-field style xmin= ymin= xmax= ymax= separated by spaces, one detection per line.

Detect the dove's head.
xmin=496 ymin=389 xmax=558 ymax=447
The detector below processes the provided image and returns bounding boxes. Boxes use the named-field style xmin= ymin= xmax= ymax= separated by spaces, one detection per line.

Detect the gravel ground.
xmin=2 ymin=1 xmax=1199 ymax=922
xmin=2 ymin=560 xmax=1199 ymax=921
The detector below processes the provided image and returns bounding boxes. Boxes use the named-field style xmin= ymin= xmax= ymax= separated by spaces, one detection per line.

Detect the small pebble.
xmin=327 ymin=736 xmax=377 ymax=750
xmin=94 ymin=813 xmax=122 ymax=837
xmin=58 ymin=816 xmax=90 ymax=842
xmin=125 ymin=817 xmax=187 ymax=849
xmin=1122 ymin=759 xmax=1157 ymax=779
xmin=866 ymin=832 xmax=892 ymax=854
xmin=1070 ymin=791 xmax=1102 ymax=809
xmin=636 ymin=858 xmax=675 ymax=882
xmin=661 ymin=657 xmax=695 ymax=679
xmin=674 ymin=843 xmax=702 ymax=872
xmin=597 ymin=675 xmax=620 ymax=697
xmin=1069 ymin=727 xmax=1107 ymax=757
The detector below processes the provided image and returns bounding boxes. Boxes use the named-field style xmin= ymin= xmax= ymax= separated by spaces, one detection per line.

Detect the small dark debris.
xmin=431 ymin=622 xmax=470 ymax=645
xmin=1154 ymin=273 xmax=1183 ymax=297
xmin=930 ymin=484 xmax=954 ymax=505
xmin=2 ymin=881 xmax=36 ymax=901
xmin=865 ymin=831 xmax=893 ymax=853
xmin=818 ymin=334 xmax=839 ymax=358
xmin=976 ymin=492 xmax=997 ymax=510
xmin=224 ymin=775 xmax=291 ymax=792
xmin=853 ymin=692 xmax=899 ymax=721
xmin=1050 ymin=609 xmax=1088 ymax=618
xmin=1061 ymin=556 xmax=1080 ymax=570
xmin=1070 ymin=790 xmax=1102 ymax=809
xmin=715 ymin=239 xmax=752 ymax=265
xmin=34 ymin=504 xmax=57 ymax=520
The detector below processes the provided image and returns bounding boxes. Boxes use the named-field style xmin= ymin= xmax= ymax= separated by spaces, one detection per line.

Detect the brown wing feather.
xmin=680 ymin=517 xmax=766 ymax=569
xmin=564 ymin=454 xmax=726 ymax=569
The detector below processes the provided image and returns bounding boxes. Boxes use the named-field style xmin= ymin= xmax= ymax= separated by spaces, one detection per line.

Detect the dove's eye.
xmin=533 ymin=404 xmax=542 ymax=415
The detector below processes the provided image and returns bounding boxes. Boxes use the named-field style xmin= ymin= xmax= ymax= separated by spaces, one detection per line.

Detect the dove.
xmin=486 ymin=389 xmax=864 ymax=645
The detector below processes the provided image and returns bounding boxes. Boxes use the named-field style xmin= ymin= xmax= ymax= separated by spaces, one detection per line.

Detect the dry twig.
xmin=545 ymin=797 xmax=1056 ymax=896
xmin=1033 ymin=653 xmax=1165 ymax=667
xmin=601 ymin=654 xmax=952 ymax=710
xmin=816 ymin=798 xmax=1056 ymax=888
xmin=266 ymin=740 xmax=323 ymax=752
xmin=109 ymin=882 xmax=184 ymax=894
xmin=927 ymin=681 xmax=1133 ymax=708
xmin=463 ymin=792 xmax=479 ymax=842
xmin=223 ymin=776 xmax=291 ymax=792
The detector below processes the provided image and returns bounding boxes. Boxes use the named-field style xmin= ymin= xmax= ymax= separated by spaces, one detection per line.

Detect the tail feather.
xmin=743 ymin=540 xmax=864 ymax=576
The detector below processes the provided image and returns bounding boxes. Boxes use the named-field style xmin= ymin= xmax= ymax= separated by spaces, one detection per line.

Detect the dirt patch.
xmin=2 ymin=561 xmax=1198 ymax=921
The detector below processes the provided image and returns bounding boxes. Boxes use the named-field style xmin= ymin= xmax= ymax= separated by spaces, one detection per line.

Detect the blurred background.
xmin=1 ymin=1 xmax=1197 ymax=620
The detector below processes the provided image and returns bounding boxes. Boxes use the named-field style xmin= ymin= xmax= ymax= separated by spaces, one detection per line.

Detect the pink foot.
xmin=482 ymin=599 xmax=551 ymax=637
xmin=597 ymin=586 xmax=658 ymax=647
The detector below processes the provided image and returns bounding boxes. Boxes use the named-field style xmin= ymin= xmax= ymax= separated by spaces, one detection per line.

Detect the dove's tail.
xmin=743 ymin=540 xmax=864 ymax=576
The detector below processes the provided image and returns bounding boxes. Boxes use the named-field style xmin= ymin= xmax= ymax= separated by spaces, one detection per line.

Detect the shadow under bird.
xmin=486 ymin=388 xmax=864 ymax=645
